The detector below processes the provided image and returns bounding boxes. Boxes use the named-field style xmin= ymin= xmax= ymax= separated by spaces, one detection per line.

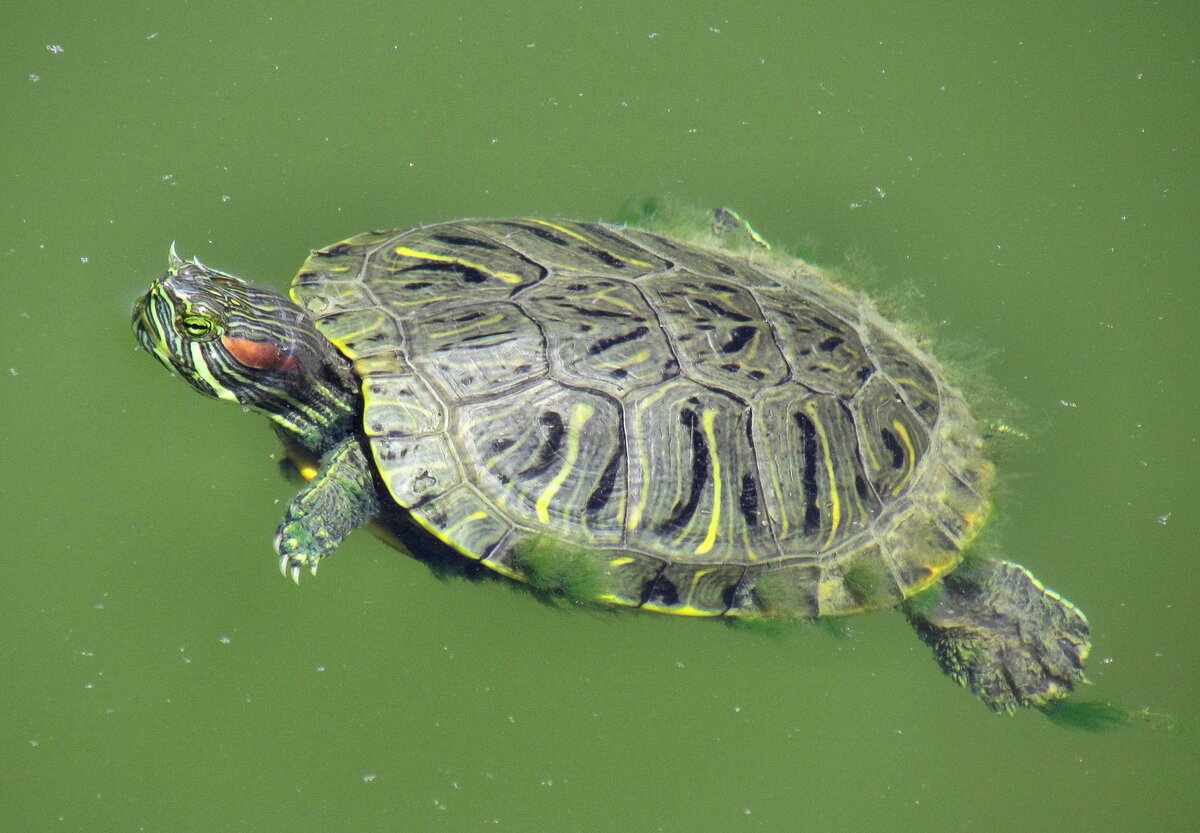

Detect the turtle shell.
xmin=289 ymin=219 xmax=993 ymax=617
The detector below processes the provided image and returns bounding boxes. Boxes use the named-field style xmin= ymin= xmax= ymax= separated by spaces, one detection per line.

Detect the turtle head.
xmin=133 ymin=246 xmax=357 ymax=451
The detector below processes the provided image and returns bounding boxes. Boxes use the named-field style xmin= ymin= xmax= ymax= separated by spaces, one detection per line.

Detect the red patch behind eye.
xmin=222 ymin=337 xmax=301 ymax=373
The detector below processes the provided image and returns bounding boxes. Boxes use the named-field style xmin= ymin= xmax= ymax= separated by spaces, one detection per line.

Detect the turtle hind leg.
xmin=902 ymin=560 xmax=1091 ymax=712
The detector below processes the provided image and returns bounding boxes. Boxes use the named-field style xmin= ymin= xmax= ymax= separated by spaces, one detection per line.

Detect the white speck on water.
xmin=1102 ymin=656 xmax=1113 ymax=665
xmin=29 ymin=739 xmax=39 ymax=747
xmin=9 ymin=368 xmax=16 ymax=376
xmin=218 ymin=635 xmax=231 ymax=645
xmin=94 ymin=602 xmax=105 ymax=610
xmin=80 ymin=650 xmax=95 ymax=658
xmin=161 ymin=173 xmax=175 ymax=184
xmin=362 ymin=772 xmax=377 ymax=783
xmin=1156 ymin=512 xmax=1171 ymax=526
xmin=540 ymin=778 xmax=554 ymax=786
xmin=147 ymin=32 xmax=158 ymax=40
xmin=733 ymin=704 xmax=741 ymax=713
xmin=316 ymin=664 xmax=326 ymax=672
xmin=80 ymin=256 xmax=89 ymax=264
xmin=849 ymin=202 xmax=862 ymax=209
xmin=47 ymin=44 xmax=64 ymax=54
xmin=84 ymin=681 xmax=95 ymax=690
xmin=221 ymin=195 xmax=232 ymax=203
xmin=1059 ymin=400 xmax=1077 ymax=408
xmin=709 ymin=26 xmax=721 ymax=34
xmin=28 ymin=74 xmax=40 ymax=82
xmin=874 ymin=186 xmax=886 ymax=199
xmin=647 ymin=32 xmax=658 ymax=39
xmin=743 ymin=807 xmax=752 ymax=815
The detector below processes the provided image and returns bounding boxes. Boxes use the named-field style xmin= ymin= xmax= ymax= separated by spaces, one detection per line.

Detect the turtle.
xmin=132 ymin=210 xmax=1090 ymax=712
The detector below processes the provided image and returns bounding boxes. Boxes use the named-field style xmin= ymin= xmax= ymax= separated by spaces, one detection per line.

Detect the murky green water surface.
xmin=3 ymin=3 xmax=1197 ymax=831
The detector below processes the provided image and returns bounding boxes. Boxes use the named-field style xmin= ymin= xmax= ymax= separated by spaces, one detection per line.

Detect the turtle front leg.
xmin=274 ymin=437 xmax=380 ymax=583
xmin=903 ymin=560 xmax=1091 ymax=712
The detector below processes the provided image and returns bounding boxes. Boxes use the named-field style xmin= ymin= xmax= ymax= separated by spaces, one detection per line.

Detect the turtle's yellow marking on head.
xmin=693 ymin=409 xmax=722 ymax=556
xmin=527 ymin=220 xmax=656 ymax=269
xmin=393 ymin=245 xmax=523 ymax=285
xmin=805 ymin=401 xmax=841 ymax=549
xmin=535 ymin=402 xmax=594 ymax=524
xmin=189 ymin=343 xmax=239 ymax=402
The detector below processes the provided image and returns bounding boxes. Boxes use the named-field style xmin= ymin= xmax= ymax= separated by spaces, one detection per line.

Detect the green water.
xmin=3 ymin=2 xmax=1197 ymax=831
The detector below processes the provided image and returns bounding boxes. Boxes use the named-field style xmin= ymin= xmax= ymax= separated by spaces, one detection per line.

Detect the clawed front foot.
xmin=274 ymin=519 xmax=335 ymax=584
xmin=270 ymin=437 xmax=380 ymax=585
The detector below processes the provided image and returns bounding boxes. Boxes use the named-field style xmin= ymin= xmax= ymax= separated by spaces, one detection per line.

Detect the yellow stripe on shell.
xmin=427 ymin=313 xmax=506 ymax=340
xmin=527 ymin=220 xmax=656 ymax=269
xmin=393 ymin=245 xmax=524 ymax=285
xmin=890 ymin=418 xmax=917 ymax=494
xmin=627 ymin=386 xmax=673 ymax=531
xmin=805 ymin=401 xmax=842 ymax=549
xmin=693 ymin=409 xmax=722 ymax=556
xmin=534 ymin=402 xmax=595 ymax=524
xmin=442 ymin=510 xmax=491 ymax=537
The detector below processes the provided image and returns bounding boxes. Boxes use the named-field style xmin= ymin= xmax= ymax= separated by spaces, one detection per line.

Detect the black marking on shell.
xmin=587 ymin=325 xmax=650 ymax=356
xmin=880 ymin=427 xmax=905 ymax=470
xmin=432 ymin=233 xmax=501 ymax=250
xmin=645 ymin=576 xmax=679 ymax=607
xmin=520 ymin=411 xmax=565 ymax=477
xmin=695 ymin=297 xmax=753 ymax=323
xmin=657 ymin=407 xmax=708 ymax=534
xmin=510 ymin=222 xmax=569 ymax=246
xmin=316 ymin=243 xmax=354 ymax=257
xmin=739 ymin=472 xmax=759 ymax=527
xmin=855 ymin=474 xmax=872 ymax=502
xmin=562 ymin=303 xmax=636 ymax=320
xmin=794 ymin=411 xmax=822 ymax=536
xmin=818 ymin=336 xmax=844 ymax=352
xmin=584 ymin=246 xmax=626 ymax=268
xmin=586 ymin=431 xmax=626 ymax=518
xmin=404 ymin=261 xmax=489 ymax=284
xmin=720 ymin=325 xmax=758 ymax=354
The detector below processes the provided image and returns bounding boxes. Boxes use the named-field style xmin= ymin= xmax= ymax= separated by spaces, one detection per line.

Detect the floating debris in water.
xmin=47 ymin=44 xmax=64 ymax=54
xmin=1156 ymin=512 xmax=1171 ymax=526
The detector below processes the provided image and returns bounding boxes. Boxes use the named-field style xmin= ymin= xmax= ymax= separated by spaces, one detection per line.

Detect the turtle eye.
xmin=179 ymin=313 xmax=218 ymax=341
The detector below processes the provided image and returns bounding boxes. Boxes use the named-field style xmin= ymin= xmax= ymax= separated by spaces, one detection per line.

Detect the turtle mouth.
xmin=132 ymin=282 xmax=178 ymax=370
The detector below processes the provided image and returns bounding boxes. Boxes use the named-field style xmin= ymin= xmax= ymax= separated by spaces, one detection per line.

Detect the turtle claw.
xmin=278 ymin=549 xmax=317 ymax=585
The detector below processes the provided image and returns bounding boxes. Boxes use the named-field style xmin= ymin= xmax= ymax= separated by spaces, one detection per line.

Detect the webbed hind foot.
xmin=904 ymin=560 xmax=1090 ymax=712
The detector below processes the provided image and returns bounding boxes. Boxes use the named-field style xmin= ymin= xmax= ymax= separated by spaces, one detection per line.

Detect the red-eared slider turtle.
xmin=132 ymin=212 xmax=1090 ymax=711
